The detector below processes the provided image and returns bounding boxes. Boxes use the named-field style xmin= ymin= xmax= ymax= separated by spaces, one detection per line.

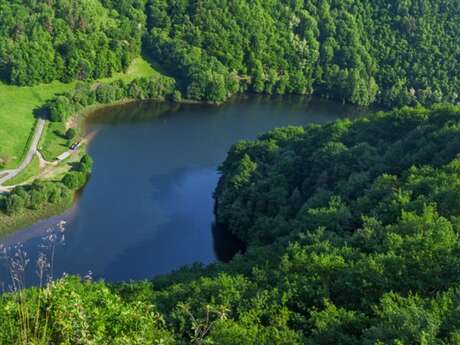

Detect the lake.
xmin=0 ymin=95 xmax=367 ymax=285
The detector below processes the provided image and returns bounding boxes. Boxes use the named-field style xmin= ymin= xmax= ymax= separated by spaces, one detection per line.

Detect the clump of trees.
xmin=0 ymin=155 xmax=93 ymax=216
xmin=45 ymin=76 xmax=177 ymax=122
xmin=0 ymin=0 xmax=146 ymax=85
xmin=144 ymin=0 xmax=460 ymax=107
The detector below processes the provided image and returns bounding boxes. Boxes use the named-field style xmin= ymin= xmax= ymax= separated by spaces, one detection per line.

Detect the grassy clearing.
xmin=4 ymin=155 xmax=40 ymax=187
xmin=100 ymin=57 xmax=159 ymax=83
xmin=0 ymin=81 xmax=75 ymax=169
xmin=0 ymin=57 xmax=158 ymax=170
xmin=39 ymin=121 xmax=73 ymax=162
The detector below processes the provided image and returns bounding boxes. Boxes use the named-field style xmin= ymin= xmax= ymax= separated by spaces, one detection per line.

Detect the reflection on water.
xmin=212 ymin=222 xmax=245 ymax=262
xmin=0 ymin=95 xmax=369 ymax=285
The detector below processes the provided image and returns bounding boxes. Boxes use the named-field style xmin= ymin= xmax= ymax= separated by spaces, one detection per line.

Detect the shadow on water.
xmin=85 ymin=100 xmax=181 ymax=126
xmin=212 ymin=222 xmax=246 ymax=262
xmin=0 ymin=94 xmax=371 ymax=286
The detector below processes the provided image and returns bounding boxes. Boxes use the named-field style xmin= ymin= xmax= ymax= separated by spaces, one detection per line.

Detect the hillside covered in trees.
xmin=2 ymin=0 xmax=460 ymax=343
xmin=0 ymin=0 xmax=145 ymax=85
xmin=3 ymin=105 xmax=460 ymax=344
xmin=145 ymin=0 xmax=460 ymax=106
xmin=1 ymin=0 xmax=459 ymax=107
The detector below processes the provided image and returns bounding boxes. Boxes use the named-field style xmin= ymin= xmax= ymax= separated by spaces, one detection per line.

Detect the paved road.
xmin=0 ymin=119 xmax=45 ymax=186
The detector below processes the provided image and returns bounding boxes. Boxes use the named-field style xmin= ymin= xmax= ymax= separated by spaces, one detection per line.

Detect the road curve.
xmin=0 ymin=119 xmax=46 ymax=187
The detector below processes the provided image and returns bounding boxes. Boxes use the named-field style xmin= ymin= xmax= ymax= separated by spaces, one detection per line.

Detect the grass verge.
xmin=4 ymin=155 xmax=40 ymax=187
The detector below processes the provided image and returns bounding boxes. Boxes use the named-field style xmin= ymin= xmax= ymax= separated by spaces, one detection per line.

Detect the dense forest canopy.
xmin=3 ymin=106 xmax=460 ymax=344
xmin=145 ymin=0 xmax=460 ymax=106
xmin=0 ymin=0 xmax=146 ymax=85
xmin=2 ymin=0 xmax=460 ymax=343
xmin=1 ymin=0 xmax=459 ymax=107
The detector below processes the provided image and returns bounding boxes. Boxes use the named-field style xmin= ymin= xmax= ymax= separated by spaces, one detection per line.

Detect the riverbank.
xmin=0 ymin=58 xmax=157 ymax=171
xmin=0 ymin=195 xmax=73 ymax=238
xmin=0 ymin=95 xmax=184 ymax=238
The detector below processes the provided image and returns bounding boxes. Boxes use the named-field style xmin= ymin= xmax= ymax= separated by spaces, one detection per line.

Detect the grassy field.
xmin=0 ymin=82 xmax=75 ymax=169
xmin=4 ymin=154 xmax=40 ymax=187
xmin=39 ymin=121 xmax=73 ymax=162
xmin=0 ymin=58 xmax=157 ymax=170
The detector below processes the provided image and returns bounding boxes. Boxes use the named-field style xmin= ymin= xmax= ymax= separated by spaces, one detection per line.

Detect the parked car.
xmin=70 ymin=141 xmax=81 ymax=151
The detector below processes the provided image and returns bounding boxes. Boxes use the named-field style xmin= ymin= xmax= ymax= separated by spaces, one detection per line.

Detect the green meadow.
xmin=0 ymin=58 xmax=157 ymax=170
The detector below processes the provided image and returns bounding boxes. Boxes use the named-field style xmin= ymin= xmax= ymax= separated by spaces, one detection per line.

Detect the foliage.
xmin=4 ymin=106 xmax=460 ymax=343
xmin=0 ymin=277 xmax=175 ymax=344
xmin=65 ymin=128 xmax=77 ymax=140
xmin=0 ymin=155 xmax=92 ymax=217
xmin=45 ymin=75 xmax=176 ymax=122
xmin=144 ymin=0 xmax=460 ymax=106
xmin=0 ymin=0 xmax=146 ymax=85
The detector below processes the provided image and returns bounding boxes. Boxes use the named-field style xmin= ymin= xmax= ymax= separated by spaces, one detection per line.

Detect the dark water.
xmin=0 ymin=95 xmax=367 ymax=285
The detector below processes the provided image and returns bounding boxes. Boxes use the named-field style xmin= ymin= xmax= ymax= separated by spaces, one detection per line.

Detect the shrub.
xmin=65 ymin=128 xmax=77 ymax=140
xmin=78 ymin=155 xmax=93 ymax=174
xmin=170 ymin=90 xmax=182 ymax=102
xmin=62 ymin=172 xmax=87 ymax=190
xmin=47 ymin=96 xmax=73 ymax=122
xmin=96 ymin=84 xmax=118 ymax=104
xmin=29 ymin=190 xmax=47 ymax=210
xmin=5 ymin=194 xmax=26 ymax=215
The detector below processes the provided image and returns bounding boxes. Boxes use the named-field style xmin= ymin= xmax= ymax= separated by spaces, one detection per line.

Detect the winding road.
xmin=0 ymin=119 xmax=45 ymax=188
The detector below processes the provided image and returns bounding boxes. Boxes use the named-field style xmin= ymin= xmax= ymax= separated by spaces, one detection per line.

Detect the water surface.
xmin=0 ymin=95 xmax=367 ymax=284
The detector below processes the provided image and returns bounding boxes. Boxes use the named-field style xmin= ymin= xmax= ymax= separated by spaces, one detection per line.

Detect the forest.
xmin=3 ymin=105 xmax=460 ymax=344
xmin=144 ymin=0 xmax=460 ymax=106
xmin=1 ymin=0 xmax=460 ymax=343
xmin=0 ymin=0 xmax=146 ymax=84
xmin=1 ymin=0 xmax=459 ymax=107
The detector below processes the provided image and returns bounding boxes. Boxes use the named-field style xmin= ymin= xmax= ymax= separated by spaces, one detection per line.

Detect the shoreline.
xmin=0 ymin=95 xmax=200 ymax=237
xmin=0 ymin=92 xmax=370 ymax=238
xmin=0 ymin=195 xmax=74 ymax=239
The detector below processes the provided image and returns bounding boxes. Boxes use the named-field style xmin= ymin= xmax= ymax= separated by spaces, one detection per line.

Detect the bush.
xmin=47 ymin=96 xmax=73 ymax=122
xmin=29 ymin=190 xmax=47 ymax=210
xmin=5 ymin=194 xmax=26 ymax=215
xmin=62 ymin=171 xmax=87 ymax=190
xmin=95 ymin=84 xmax=118 ymax=103
xmin=170 ymin=90 xmax=182 ymax=102
xmin=65 ymin=128 xmax=77 ymax=140
xmin=78 ymin=155 xmax=93 ymax=174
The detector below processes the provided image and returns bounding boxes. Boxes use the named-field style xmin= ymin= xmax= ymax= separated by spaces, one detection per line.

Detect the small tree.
xmin=29 ymin=190 xmax=47 ymax=210
xmin=62 ymin=172 xmax=86 ymax=190
xmin=5 ymin=194 xmax=26 ymax=215
xmin=65 ymin=128 xmax=77 ymax=140
xmin=47 ymin=96 xmax=73 ymax=122
xmin=78 ymin=155 xmax=93 ymax=173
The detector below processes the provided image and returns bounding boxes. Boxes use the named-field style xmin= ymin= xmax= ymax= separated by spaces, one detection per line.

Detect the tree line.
xmin=144 ymin=0 xmax=460 ymax=107
xmin=1 ymin=0 xmax=458 ymax=108
xmin=44 ymin=75 xmax=177 ymax=122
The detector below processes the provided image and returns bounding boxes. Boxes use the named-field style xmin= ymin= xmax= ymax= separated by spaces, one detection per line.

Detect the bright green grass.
xmin=0 ymin=81 xmax=75 ymax=169
xmin=0 ymin=57 xmax=157 ymax=170
xmin=4 ymin=154 xmax=40 ymax=186
xmin=100 ymin=57 xmax=158 ymax=83
xmin=39 ymin=121 xmax=72 ymax=162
